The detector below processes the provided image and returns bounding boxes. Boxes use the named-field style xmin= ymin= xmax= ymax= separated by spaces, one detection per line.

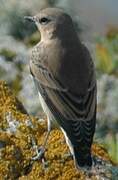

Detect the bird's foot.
xmin=32 ymin=146 xmax=45 ymax=161
xmin=31 ymin=146 xmax=48 ymax=169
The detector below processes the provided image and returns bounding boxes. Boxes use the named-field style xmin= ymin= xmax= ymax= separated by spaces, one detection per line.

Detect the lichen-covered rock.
xmin=0 ymin=81 xmax=117 ymax=180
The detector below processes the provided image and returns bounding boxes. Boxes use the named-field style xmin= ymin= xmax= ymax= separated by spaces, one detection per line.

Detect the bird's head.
xmin=24 ymin=7 xmax=76 ymax=41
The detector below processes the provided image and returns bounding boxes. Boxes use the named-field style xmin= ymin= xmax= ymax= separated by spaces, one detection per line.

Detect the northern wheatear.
xmin=25 ymin=7 xmax=97 ymax=170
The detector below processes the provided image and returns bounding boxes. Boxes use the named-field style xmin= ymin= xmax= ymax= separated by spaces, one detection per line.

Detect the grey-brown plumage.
xmin=25 ymin=7 xmax=96 ymax=169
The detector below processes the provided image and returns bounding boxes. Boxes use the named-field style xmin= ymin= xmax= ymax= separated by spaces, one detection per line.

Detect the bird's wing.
xmin=30 ymin=59 xmax=96 ymax=122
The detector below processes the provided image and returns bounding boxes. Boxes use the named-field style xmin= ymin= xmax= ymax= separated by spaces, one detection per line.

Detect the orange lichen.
xmin=0 ymin=81 xmax=116 ymax=179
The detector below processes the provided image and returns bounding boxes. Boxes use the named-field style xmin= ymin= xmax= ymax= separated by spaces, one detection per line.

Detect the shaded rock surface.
xmin=0 ymin=81 xmax=117 ymax=180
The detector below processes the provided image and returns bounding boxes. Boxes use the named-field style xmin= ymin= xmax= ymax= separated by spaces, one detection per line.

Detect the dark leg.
xmin=32 ymin=117 xmax=51 ymax=163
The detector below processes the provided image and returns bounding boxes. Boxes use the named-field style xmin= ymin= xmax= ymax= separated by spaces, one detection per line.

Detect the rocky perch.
xmin=0 ymin=81 xmax=117 ymax=180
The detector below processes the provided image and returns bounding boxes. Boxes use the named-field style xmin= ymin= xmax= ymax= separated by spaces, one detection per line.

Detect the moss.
xmin=0 ymin=48 xmax=17 ymax=61
xmin=0 ymin=81 xmax=117 ymax=179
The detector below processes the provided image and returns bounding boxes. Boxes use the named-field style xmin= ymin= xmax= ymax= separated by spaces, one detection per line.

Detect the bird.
xmin=25 ymin=7 xmax=97 ymax=170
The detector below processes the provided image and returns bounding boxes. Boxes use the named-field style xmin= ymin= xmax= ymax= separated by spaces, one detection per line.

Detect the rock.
xmin=0 ymin=81 xmax=117 ymax=179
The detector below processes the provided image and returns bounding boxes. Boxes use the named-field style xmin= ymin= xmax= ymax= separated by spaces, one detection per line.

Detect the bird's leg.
xmin=32 ymin=117 xmax=51 ymax=164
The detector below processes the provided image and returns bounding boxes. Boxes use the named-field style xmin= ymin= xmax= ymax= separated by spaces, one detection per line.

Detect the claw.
xmin=31 ymin=146 xmax=49 ymax=169
xmin=32 ymin=146 xmax=45 ymax=161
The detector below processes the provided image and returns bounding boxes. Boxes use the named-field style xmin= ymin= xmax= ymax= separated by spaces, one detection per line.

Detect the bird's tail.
xmin=73 ymin=145 xmax=92 ymax=169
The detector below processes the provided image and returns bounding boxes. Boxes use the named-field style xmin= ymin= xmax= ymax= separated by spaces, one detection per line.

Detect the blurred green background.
xmin=0 ymin=0 xmax=118 ymax=163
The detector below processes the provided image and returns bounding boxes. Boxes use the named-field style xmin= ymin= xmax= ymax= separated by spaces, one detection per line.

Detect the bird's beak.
xmin=24 ymin=16 xmax=36 ymax=23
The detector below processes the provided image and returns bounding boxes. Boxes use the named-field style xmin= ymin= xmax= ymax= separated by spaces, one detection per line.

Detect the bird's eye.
xmin=39 ymin=17 xmax=49 ymax=24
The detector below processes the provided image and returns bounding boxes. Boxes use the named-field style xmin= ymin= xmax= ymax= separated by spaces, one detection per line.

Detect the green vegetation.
xmin=95 ymin=28 xmax=118 ymax=75
xmin=0 ymin=48 xmax=17 ymax=61
xmin=24 ymin=32 xmax=41 ymax=47
xmin=95 ymin=28 xmax=118 ymax=163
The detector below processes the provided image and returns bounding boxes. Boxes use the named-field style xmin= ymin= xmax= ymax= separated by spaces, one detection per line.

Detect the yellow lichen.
xmin=0 ymin=81 xmax=115 ymax=179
